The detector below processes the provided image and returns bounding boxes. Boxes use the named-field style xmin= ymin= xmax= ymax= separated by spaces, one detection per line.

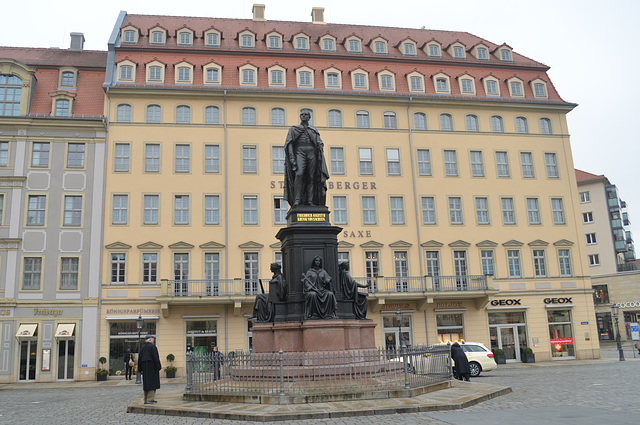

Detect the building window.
xmin=174 ymin=144 xmax=190 ymax=173
xmin=67 ymin=143 xmax=85 ymax=168
xmin=330 ymin=147 xmax=344 ymax=175
xmin=144 ymin=144 xmax=160 ymax=172
xmin=204 ymin=254 xmax=220 ymax=293
xmin=348 ymin=39 xmax=361 ymax=52
xmin=495 ymin=151 xmax=510 ymax=177
xmin=558 ymin=250 xmax=572 ymax=276
xmin=491 ymin=116 xmax=504 ymax=132
xmin=205 ymin=106 xmax=219 ymax=124
xmin=470 ymin=151 xmax=484 ymax=177
xmin=448 ymin=197 xmax=463 ymax=224
xmin=243 ymin=195 xmax=258 ymax=225
xmin=551 ymin=198 xmax=565 ymax=224
xmin=440 ymin=114 xmax=453 ymax=131
xmin=296 ymin=37 xmax=308 ymax=50
xmin=146 ymin=104 xmax=161 ymax=123
xmin=142 ymin=253 xmax=157 ymax=284
xmin=204 ymin=32 xmax=219 ymax=46
xmin=421 ymin=197 xmax=436 ymax=224
xmin=176 ymin=66 xmax=191 ymax=83
xmin=174 ymin=254 xmax=190 ymax=294
xmin=143 ymin=195 xmax=159 ymax=225
xmin=271 ymin=108 xmax=285 ymax=126
xmin=426 ymin=251 xmax=440 ymax=288
xmin=0 ymin=75 xmax=22 ymax=116
xmin=362 ymin=196 xmax=376 ymax=224
xmin=586 ymin=233 xmax=597 ymax=245
xmin=61 ymin=71 xmax=74 ymax=87
xmin=23 ymin=257 xmax=43 ymax=289
xmin=63 ymin=195 xmax=82 ymax=226
xmin=176 ymin=105 xmax=191 ymax=123
xmin=485 ymin=80 xmax=499 ymax=95
xmin=151 ymin=31 xmax=164 ymax=44
xmin=390 ymin=197 xmax=405 ymax=225
xmin=243 ymin=252 xmax=259 ymax=294
xmin=0 ymin=194 xmax=4 ymax=224
xmin=268 ymin=35 xmax=281 ymax=49
xmin=242 ymin=107 xmax=256 ymax=125
xmin=119 ymin=65 xmax=133 ymax=81
xmin=204 ymin=195 xmax=220 ymax=225
xmin=380 ymin=74 xmax=394 ymax=90
xmin=326 ymin=72 xmax=340 ymax=88
xmin=501 ymin=197 xmax=515 ymax=224
xmin=583 ymin=212 xmax=593 ymax=223
xmin=533 ymin=250 xmax=547 ymax=277
xmin=453 ymin=46 xmax=464 ymax=58
xmin=359 ymin=148 xmax=373 ymax=175
xmin=520 ymin=152 xmax=534 ymax=178
xmin=0 ymin=141 xmax=8 ymax=166
xmin=323 ymin=38 xmax=335 ymax=51
xmin=383 ymin=112 xmax=397 ymax=129
xmin=32 ymin=142 xmax=50 ymax=168
xmin=242 ymin=69 xmax=255 ymax=85
xmin=386 ymin=148 xmax=400 ymax=175
xmin=298 ymin=71 xmax=312 ymax=86
xmin=444 ymin=150 xmax=458 ymax=176
xmin=241 ymin=34 xmax=254 ymax=48
xmin=436 ymin=78 xmax=449 ymax=93
xmin=534 ymin=83 xmax=547 ymax=97
xmin=272 ymin=146 xmax=285 ymax=174
xmin=403 ymin=43 xmax=416 ymax=55
xmin=461 ymin=79 xmax=474 ymax=94
xmin=333 ymin=196 xmax=347 ymax=225
xmin=477 ymin=47 xmax=488 ymax=60
xmin=588 ymin=254 xmax=600 ymax=266
xmin=112 ymin=195 xmax=128 ymax=224
xmin=475 ymin=197 xmax=489 ymax=224
xmin=481 ymin=250 xmax=494 ymax=276
xmin=545 ymin=153 xmax=559 ymax=178
xmin=205 ymin=145 xmax=219 ymax=173
xmin=540 ymin=118 xmax=552 ymax=134
xmin=116 ymin=104 xmax=131 ymax=122
xmin=417 ymin=149 xmax=431 ymax=176
xmin=174 ymin=195 xmax=190 ymax=225
xmin=55 ymin=99 xmax=70 ymax=117
xmin=243 ymin=145 xmax=257 ymax=173
xmin=356 ymin=111 xmax=370 ymax=128
xmin=328 ymin=109 xmax=342 ymax=127
xmin=501 ymin=49 xmax=513 ymax=61
xmin=414 ymin=112 xmax=426 ymax=129
xmin=466 ymin=114 xmax=478 ymax=131
xmin=507 ymin=250 xmax=521 ymax=278
xmin=353 ymin=73 xmax=367 ymax=89
xmin=527 ymin=198 xmax=540 ymax=224
xmin=27 ymin=195 xmax=46 ymax=225
xmin=148 ymin=66 xmax=162 ymax=82
xmin=205 ymin=68 xmax=220 ymax=83
xmin=273 ymin=196 xmax=287 ymax=225
xmin=428 ymin=44 xmax=441 ymax=57
xmin=123 ymin=30 xmax=136 ymax=43
xmin=516 ymin=117 xmax=528 ymax=133
xmin=60 ymin=257 xmax=79 ymax=290
xmin=410 ymin=76 xmax=423 ymax=91
xmin=110 ymin=253 xmax=126 ymax=284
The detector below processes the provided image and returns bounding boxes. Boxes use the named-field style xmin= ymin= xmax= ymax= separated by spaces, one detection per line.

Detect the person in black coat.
xmin=451 ymin=342 xmax=470 ymax=381
xmin=124 ymin=349 xmax=134 ymax=380
xmin=139 ymin=336 xmax=162 ymax=404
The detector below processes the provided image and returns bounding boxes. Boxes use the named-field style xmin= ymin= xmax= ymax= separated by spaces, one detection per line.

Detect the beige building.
xmin=98 ymin=6 xmax=600 ymax=377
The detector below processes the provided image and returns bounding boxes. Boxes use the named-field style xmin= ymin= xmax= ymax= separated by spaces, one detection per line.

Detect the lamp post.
xmin=611 ymin=304 xmax=625 ymax=361
xmin=135 ymin=314 xmax=144 ymax=384
xmin=396 ymin=308 xmax=403 ymax=349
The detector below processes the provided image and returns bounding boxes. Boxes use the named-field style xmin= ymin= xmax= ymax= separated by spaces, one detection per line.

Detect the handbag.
xmin=128 ymin=358 xmax=134 ymax=367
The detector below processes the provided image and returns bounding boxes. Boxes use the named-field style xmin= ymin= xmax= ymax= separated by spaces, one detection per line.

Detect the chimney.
xmin=311 ymin=7 xmax=325 ymax=24
xmin=252 ymin=4 xmax=266 ymax=21
xmin=69 ymin=32 xmax=85 ymax=51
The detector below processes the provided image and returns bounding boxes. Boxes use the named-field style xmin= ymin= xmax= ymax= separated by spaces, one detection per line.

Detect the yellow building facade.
xmin=98 ymin=8 xmax=599 ymax=376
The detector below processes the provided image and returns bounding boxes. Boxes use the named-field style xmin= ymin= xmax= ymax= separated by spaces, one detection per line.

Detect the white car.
xmin=451 ymin=341 xmax=497 ymax=377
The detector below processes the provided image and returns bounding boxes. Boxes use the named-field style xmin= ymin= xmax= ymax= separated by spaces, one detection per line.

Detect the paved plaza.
xmin=1 ymin=343 xmax=639 ymax=424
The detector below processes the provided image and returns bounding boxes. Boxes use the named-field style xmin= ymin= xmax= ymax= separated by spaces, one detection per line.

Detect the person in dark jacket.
xmin=451 ymin=342 xmax=471 ymax=381
xmin=124 ymin=349 xmax=134 ymax=380
xmin=138 ymin=336 xmax=162 ymax=404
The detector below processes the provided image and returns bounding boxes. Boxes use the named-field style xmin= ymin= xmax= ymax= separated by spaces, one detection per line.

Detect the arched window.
xmin=176 ymin=105 xmax=191 ymax=123
xmin=413 ymin=113 xmax=427 ymax=130
xmin=466 ymin=115 xmax=478 ymax=132
xmin=383 ymin=112 xmax=397 ymax=129
xmin=328 ymin=109 xmax=342 ymax=127
xmin=116 ymin=104 xmax=131 ymax=122
xmin=61 ymin=71 xmax=74 ymax=87
xmin=356 ymin=111 xmax=369 ymax=128
xmin=242 ymin=107 xmax=256 ymax=125
xmin=0 ymin=75 xmax=22 ymax=116
xmin=491 ymin=116 xmax=504 ymax=133
xmin=516 ymin=117 xmax=528 ymax=133
xmin=271 ymin=108 xmax=285 ymax=126
xmin=205 ymin=106 xmax=219 ymax=124
xmin=440 ymin=114 xmax=453 ymax=131
xmin=56 ymin=99 xmax=71 ymax=117
xmin=539 ymin=118 xmax=552 ymax=134
xmin=146 ymin=105 xmax=161 ymax=123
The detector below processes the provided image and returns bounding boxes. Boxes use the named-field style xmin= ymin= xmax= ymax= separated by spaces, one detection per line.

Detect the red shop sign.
xmin=550 ymin=338 xmax=573 ymax=345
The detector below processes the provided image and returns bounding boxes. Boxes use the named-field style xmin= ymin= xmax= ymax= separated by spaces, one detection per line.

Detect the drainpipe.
xmin=223 ymin=90 xmax=229 ymax=280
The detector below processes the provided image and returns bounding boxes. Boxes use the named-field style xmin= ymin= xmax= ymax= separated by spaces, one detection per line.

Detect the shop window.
xmin=548 ymin=309 xmax=575 ymax=358
xmin=436 ymin=313 xmax=464 ymax=343
xmin=383 ymin=314 xmax=411 ymax=350
xmin=186 ymin=320 xmax=218 ymax=356
xmin=109 ymin=321 xmax=156 ymax=374
xmin=593 ymin=284 xmax=609 ymax=305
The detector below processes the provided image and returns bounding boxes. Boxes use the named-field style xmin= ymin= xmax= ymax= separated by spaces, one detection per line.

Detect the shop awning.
xmin=15 ymin=324 xmax=37 ymax=338
xmin=55 ymin=323 xmax=75 ymax=338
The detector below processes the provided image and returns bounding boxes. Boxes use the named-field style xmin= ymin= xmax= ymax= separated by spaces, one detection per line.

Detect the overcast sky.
xmin=3 ymin=0 xmax=639 ymax=242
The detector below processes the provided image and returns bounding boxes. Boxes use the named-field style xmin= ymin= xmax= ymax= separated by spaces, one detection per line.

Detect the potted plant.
xmin=96 ymin=356 xmax=108 ymax=381
xmin=522 ymin=347 xmax=535 ymax=363
xmin=164 ymin=353 xmax=177 ymax=378
xmin=493 ymin=348 xmax=507 ymax=364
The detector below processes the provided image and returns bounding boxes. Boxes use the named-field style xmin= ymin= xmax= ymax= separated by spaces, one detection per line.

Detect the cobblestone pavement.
xmin=1 ymin=344 xmax=639 ymax=425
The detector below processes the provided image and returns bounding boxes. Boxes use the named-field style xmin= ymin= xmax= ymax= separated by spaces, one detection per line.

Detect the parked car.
xmin=451 ymin=341 xmax=497 ymax=377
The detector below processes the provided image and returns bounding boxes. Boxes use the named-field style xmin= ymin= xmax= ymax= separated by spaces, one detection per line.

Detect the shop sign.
xmin=490 ymin=299 xmax=521 ymax=306
xmin=543 ymin=297 xmax=572 ymax=304
xmin=600 ymin=332 xmax=610 ymax=337
xmin=34 ymin=308 xmax=63 ymax=317
xmin=616 ymin=301 xmax=640 ymax=308
xmin=271 ymin=180 xmax=378 ymax=191
xmin=0 ymin=309 xmax=13 ymax=317
xmin=436 ymin=302 xmax=463 ymax=308
xmin=342 ymin=230 xmax=372 ymax=238
xmin=385 ymin=303 xmax=411 ymax=310
xmin=550 ymin=338 xmax=573 ymax=345
xmin=105 ymin=308 xmax=160 ymax=315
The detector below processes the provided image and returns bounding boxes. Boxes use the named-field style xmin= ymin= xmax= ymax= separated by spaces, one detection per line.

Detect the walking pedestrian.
xmin=124 ymin=349 xmax=134 ymax=380
xmin=212 ymin=346 xmax=223 ymax=380
xmin=451 ymin=342 xmax=471 ymax=381
xmin=139 ymin=335 xmax=162 ymax=404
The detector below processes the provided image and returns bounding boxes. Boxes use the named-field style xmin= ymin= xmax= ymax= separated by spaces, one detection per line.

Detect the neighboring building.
xmin=0 ymin=35 xmax=107 ymax=382
xmin=575 ymin=169 xmax=639 ymax=342
xmin=98 ymin=5 xmax=600 ymax=375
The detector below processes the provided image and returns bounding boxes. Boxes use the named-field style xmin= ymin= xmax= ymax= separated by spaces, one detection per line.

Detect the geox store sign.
xmin=544 ymin=297 xmax=572 ymax=304
xmin=490 ymin=299 xmax=521 ymax=306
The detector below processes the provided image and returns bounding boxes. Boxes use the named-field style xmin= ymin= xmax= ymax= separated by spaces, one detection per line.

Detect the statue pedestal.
xmin=252 ymin=319 xmax=376 ymax=353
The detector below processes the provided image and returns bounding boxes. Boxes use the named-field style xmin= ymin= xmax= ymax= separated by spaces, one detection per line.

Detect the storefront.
xmin=16 ymin=324 xmax=38 ymax=381
xmin=381 ymin=310 xmax=412 ymax=350
xmin=547 ymin=308 xmax=575 ymax=358
xmin=185 ymin=318 xmax=218 ymax=355
xmin=107 ymin=318 xmax=157 ymax=375
xmin=54 ymin=323 xmax=76 ymax=381
xmin=488 ymin=310 xmax=528 ymax=362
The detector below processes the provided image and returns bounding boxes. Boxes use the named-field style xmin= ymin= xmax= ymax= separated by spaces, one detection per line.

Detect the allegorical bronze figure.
xmin=338 ymin=261 xmax=369 ymax=319
xmin=284 ymin=111 xmax=329 ymax=207
xmin=252 ymin=263 xmax=288 ymax=323
xmin=303 ymin=256 xmax=338 ymax=320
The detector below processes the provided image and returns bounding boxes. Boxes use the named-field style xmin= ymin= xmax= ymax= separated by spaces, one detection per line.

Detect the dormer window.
xmin=485 ymin=79 xmax=499 ymax=95
xmin=177 ymin=30 xmax=193 ymax=46
xmin=242 ymin=69 xmax=256 ymax=85
xmin=453 ymin=46 xmax=464 ymax=58
xmin=119 ymin=65 xmax=133 ymax=81
xmin=407 ymin=72 xmax=425 ymax=92
xmin=203 ymin=62 xmax=222 ymax=85
xmin=61 ymin=72 xmax=74 ymax=87
xmin=531 ymin=79 xmax=548 ymax=98
xmin=177 ymin=67 xmax=191 ymax=82
xmin=151 ymin=30 xmax=165 ymax=44
xmin=241 ymin=34 xmax=254 ymax=48
xmin=428 ymin=44 xmax=441 ymax=57
xmin=509 ymin=80 xmax=524 ymax=97
xmin=55 ymin=99 xmax=70 ymax=117
xmin=268 ymin=65 xmax=286 ymax=87
xmin=460 ymin=78 xmax=475 ymax=94
xmin=347 ymin=38 xmax=361 ymax=53
xmin=500 ymin=49 xmax=513 ymax=61
xmin=299 ymin=71 xmax=311 ymax=86
xmin=295 ymin=36 xmax=309 ymax=50
xmin=378 ymin=71 xmax=395 ymax=91
xmin=352 ymin=71 xmax=369 ymax=90
xmin=437 ymin=78 xmax=448 ymax=92
xmin=403 ymin=42 xmax=416 ymax=56
xmin=205 ymin=31 xmax=221 ymax=47
xmin=477 ymin=47 xmax=488 ymax=60
xmin=123 ymin=30 xmax=136 ymax=43
xmin=268 ymin=35 xmax=281 ymax=49
xmin=321 ymin=36 xmax=336 ymax=51
xmin=324 ymin=68 xmax=342 ymax=89
xmin=146 ymin=62 xmax=164 ymax=83
xmin=374 ymin=41 xmax=386 ymax=54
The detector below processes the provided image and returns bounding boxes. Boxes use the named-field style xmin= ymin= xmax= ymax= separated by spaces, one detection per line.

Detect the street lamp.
xmin=396 ymin=308 xmax=403 ymax=349
xmin=611 ymin=304 xmax=625 ymax=361
xmin=135 ymin=315 xmax=144 ymax=384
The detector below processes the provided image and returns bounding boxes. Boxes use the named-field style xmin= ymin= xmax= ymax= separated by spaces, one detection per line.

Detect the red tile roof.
xmin=575 ymin=169 xmax=608 ymax=184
